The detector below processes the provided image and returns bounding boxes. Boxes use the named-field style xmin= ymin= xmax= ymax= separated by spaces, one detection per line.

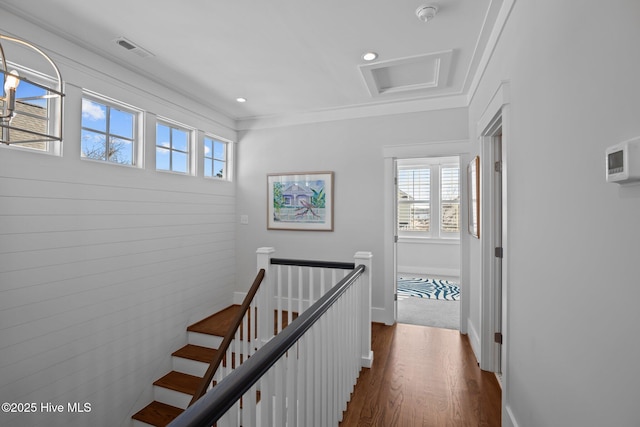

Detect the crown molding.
xmin=236 ymin=0 xmax=516 ymax=131
xmin=235 ymin=94 xmax=469 ymax=131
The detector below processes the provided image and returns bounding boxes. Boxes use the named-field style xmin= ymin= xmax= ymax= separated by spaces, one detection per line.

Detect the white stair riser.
xmin=153 ymin=385 xmax=192 ymax=409
xmin=172 ymin=356 xmax=209 ymax=377
xmin=133 ymin=419 xmax=155 ymax=427
xmin=188 ymin=331 xmax=223 ymax=348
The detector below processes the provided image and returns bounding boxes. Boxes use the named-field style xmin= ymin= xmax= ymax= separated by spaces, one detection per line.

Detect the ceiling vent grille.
xmin=113 ymin=37 xmax=154 ymax=58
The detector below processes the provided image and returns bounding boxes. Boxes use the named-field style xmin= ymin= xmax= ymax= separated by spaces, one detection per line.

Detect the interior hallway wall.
xmin=235 ymin=109 xmax=468 ymax=320
xmin=468 ymin=0 xmax=640 ymax=425
xmin=0 ymin=10 xmax=237 ymax=427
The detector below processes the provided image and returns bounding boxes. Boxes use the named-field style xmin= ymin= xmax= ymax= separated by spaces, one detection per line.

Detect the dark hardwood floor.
xmin=341 ymin=323 xmax=501 ymax=427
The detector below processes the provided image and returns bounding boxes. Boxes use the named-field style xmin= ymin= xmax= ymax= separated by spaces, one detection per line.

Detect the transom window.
xmin=156 ymin=121 xmax=191 ymax=174
xmin=204 ymin=136 xmax=228 ymax=179
xmin=81 ymin=96 xmax=137 ymax=165
xmin=397 ymin=157 xmax=460 ymax=239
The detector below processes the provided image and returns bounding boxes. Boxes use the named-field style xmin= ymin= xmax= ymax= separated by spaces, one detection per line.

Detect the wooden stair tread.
xmin=187 ymin=305 xmax=242 ymax=336
xmin=172 ymin=344 xmax=217 ymax=363
xmin=153 ymin=371 xmax=201 ymax=395
xmin=133 ymin=305 xmax=299 ymax=425
xmin=131 ymin=401 xmax=183 ymax=427
xmin=187 ymin=305 xmax=299 ymax=338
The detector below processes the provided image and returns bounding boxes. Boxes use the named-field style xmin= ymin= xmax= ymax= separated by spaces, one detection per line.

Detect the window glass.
xmin=110 ymin=108 xmax=133 ymax=138
xmin=398 ymin=168 xmax=430 ymax=232
xmin=441 ymin=166 xmax=460 ymax=233
xmin=204 ymin=136 xmax=228 ymax=179
xmin=2 ymin=69 xmax=58 ymax=151
xmin=81 ymin=97 xmax=137 ymax=165
xmin=156 ymin=121 xmax=191 ymax=173
xmin=156 ymin=146 xmax=171 ymax=170
xmin=172 ymin=128 xmax=188 ymax=152
xmin=397 ymin=158 xmax=460 ymax=239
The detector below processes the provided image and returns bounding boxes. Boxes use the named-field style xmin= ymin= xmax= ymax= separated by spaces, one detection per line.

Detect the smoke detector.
xmin=416 ymin=5 xmax=438 ymax=22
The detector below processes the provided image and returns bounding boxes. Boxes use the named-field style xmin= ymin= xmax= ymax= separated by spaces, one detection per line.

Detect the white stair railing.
xmin=168 ymin=248 xmax=373 ymax=427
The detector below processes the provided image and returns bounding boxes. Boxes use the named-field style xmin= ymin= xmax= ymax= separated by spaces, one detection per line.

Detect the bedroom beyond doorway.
xmin=395 ymin=156 xmax=461 ymax=330
xmin=396 ymin=274 xmax=460 ymax=329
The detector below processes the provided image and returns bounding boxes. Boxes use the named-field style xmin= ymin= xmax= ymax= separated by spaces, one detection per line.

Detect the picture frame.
xmin=267 ymin=171 xmax=334 ymax=231
xmin=468 ymin=156 xmax=480 ymax=238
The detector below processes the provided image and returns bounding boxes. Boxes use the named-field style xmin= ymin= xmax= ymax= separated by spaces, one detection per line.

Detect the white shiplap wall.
xmin=0 ymin=12 xmax=238 ymax=427
xmin=0 ymin=146 xmax=236 ymax=427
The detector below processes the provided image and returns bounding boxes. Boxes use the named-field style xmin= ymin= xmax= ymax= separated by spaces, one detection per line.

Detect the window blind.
xmin=397 ymin=167 xmax=430 ymax=232
xmin=440 ymin=166 xmax=460 ymax=233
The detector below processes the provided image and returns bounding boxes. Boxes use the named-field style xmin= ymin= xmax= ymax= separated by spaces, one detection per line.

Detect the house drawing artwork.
xmin=282 ymin=183 xmax=313 ymax=208
xmin=273 ymin=179 xmax=326 ymax=224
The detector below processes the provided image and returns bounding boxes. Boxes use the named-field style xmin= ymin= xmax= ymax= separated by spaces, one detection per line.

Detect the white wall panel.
xmin=0 ymin=11 xmax=237 ymax=427
xmin=235 ymin=110 xmax=469 ymax=315
xmin=468 ymin=0 xmax=640 ymax=425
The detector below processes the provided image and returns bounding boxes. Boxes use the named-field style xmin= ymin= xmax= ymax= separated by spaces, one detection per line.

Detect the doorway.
xmin=480 ymin=111 xmax=507 ymax=377
xmin=395 ymin=156 xmax=461 ymax=330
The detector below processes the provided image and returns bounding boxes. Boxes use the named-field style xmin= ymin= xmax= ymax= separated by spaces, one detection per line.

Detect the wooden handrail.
xmin=188 ymin=268 xmax=266 ymax=406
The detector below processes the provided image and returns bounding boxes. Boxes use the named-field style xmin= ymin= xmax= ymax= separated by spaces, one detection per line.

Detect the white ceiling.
xmin=0 ymin=0 xmax=502 ymax=123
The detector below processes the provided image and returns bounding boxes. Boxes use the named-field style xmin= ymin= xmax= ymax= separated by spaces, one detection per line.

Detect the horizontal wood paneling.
xmin=0 ymin=133 xmax=236 ymax=427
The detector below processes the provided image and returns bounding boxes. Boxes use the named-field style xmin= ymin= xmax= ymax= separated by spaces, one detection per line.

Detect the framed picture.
xmin=267 ymin=171 xmax=334 ymax=231
xmin=468 ymin=156 xmax=480 ymax=238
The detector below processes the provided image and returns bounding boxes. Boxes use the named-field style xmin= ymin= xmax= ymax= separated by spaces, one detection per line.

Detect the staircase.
xmin=131 ymin=305 xmax=240 ymax=427
xmin=131 ymin=305 xmax=297 ymax=427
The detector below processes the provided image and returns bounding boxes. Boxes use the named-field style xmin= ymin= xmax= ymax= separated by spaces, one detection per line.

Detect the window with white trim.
xmin=81 ymin=95 xmax=138 ymax=165
xmin=397 ymin=157 xmax=460 ymax=239
xmin=204 ymin=136 xmax=228 ymax=179
xmin=156 ymin=121 xmax=191 ymax=174
xmin=1 ymin=65 xmax=61 ymax=153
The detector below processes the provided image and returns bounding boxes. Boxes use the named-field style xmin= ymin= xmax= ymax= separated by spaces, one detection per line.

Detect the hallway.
xmin=341 ymin=323 xmax=501 ymax=426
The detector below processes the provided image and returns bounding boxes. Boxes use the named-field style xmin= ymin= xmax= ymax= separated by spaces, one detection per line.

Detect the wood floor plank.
xmin=340 ymin=323 xmax=501 ymax=427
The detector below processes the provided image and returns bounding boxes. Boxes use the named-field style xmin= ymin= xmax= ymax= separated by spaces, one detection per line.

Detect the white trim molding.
xmin=477 ymin=79 xmax=512 ymax=427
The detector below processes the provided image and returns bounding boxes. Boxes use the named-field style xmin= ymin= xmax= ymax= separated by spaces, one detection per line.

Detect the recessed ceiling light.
xmin=236 ymin=97 xmax=247 ymax=103
xmin=362 ymin=52 xmax=378 ymax=61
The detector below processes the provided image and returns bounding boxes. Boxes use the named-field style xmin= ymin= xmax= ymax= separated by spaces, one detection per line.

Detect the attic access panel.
xmin=359 ymin=50 xmax=453 ymax=97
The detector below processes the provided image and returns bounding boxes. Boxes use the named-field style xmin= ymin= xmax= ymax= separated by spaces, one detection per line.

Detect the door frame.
xmin=382 ymin=141 xmax=471 ymax=329
xmin=480 ymin=116 xmax=503 ymax=373
xmin=477 ymin=81 xmax=510 ymax=388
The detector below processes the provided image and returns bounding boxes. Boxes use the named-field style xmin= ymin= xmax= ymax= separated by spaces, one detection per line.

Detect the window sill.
xmin=398 ymin=236 xmax=460 ymax=245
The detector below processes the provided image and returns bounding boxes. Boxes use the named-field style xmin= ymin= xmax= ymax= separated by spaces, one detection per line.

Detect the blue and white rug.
xmin=397 ymin=277 xmax=460 ymax=301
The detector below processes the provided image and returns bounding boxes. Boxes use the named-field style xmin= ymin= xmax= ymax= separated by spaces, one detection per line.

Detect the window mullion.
xmin=168 ymin=128 xmax=173 ymax=171
xmin=105 ymin=105 xmax=112 ymax=162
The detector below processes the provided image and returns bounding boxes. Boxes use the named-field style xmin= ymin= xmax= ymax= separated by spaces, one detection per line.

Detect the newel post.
xmin=256 ymin=247 xmax=276 ymax=346
xmin=354 ymin=251 xmax=373 ymax=368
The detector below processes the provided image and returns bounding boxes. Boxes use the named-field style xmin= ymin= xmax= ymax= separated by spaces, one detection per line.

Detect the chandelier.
xmin=0 ymin=33 xmax=63 ymax=146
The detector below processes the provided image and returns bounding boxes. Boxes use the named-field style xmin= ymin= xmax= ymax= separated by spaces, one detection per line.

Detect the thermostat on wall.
xmin=606 ymin=137 xmax=640 ymax=184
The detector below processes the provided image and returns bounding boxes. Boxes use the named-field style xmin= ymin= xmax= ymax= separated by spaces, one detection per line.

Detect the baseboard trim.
xmin=467 ymin=318 xmax=481 ymax=365
xmin=371 ymin=306 xmax=390 ymax=325
xmin=361 ymin=350 xmax=374 ymax=368
xmin=505 ymin=404 xmax=519 ymax=427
